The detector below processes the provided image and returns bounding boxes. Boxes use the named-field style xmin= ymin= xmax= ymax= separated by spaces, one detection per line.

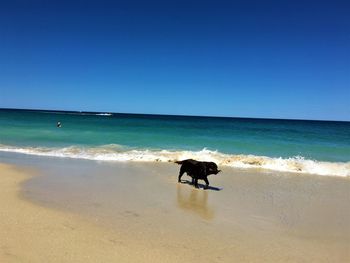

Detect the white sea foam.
xmin=0 ymin=144 xmax=349 ymax=177
xmin=40 ymin=111 xmax=112 ymax=116
xmin=95 ymin=113 xmax=112 ymax=116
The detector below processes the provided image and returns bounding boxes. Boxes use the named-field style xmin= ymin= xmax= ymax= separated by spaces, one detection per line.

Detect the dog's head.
xmin=206 ymin=162 xmax=221 ymax=175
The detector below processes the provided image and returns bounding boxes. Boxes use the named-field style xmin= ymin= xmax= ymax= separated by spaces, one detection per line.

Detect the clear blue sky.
xmin=1 ymin=0 xmax=349 ymax=121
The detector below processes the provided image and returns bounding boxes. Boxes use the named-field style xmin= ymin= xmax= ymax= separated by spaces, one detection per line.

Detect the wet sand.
xmin=1 ymin=155 xmax=350 ymax=262
xmin=1 ymin=163 xmax=194 ymax=263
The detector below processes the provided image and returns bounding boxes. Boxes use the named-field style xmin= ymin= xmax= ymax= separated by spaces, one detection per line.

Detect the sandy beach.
xmin=0 ymin=155 xmax=349 ymax=262
xmin=0 ymin=163 xmax=175 ymax=263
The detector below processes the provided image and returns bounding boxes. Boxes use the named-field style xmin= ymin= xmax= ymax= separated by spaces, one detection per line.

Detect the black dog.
xmin=175 ymin=159 xmax=221 ymax=188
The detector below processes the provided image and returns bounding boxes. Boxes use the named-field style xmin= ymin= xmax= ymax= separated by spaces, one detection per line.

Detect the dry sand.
xmin=1 ymin=160 xmax=350 ymax=262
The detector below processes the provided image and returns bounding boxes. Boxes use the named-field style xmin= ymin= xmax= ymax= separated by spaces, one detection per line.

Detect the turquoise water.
xmin=0 ymin=109 xmax=349 ymax=176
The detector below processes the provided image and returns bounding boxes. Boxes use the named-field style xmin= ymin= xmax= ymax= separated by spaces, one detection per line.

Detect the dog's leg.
xmin=194 ymin=178 xmax=199 ymax=188
xmin=204 ymin=177 xmax=209 ymax=189
xmin=178 ymin=168 xmax=185 ymax=183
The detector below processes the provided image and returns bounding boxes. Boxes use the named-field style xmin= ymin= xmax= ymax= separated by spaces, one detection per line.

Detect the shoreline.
xmin=1 ymin=156 xmax=349 ymax=262
xmin=1 ymin=147 xmax=349 ymax=177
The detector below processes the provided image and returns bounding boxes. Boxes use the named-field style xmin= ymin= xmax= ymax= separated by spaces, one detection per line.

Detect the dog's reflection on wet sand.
xmin=176 ymin=182 xmax=215 ymax=220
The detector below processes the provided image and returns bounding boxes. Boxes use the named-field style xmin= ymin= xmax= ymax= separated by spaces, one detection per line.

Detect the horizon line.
xmin=0 ymin=107 xmax=349 ymax=123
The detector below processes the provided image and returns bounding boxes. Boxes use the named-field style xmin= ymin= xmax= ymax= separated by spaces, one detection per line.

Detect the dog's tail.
xmin=174 ymin=160 xmax=184 ymax=165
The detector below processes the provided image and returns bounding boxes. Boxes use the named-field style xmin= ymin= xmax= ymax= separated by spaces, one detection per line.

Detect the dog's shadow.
xmin=180 ymin=180 xmax=223 ymax=191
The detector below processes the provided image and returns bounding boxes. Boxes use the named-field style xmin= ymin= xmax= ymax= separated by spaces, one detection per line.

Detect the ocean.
xmin=0 ymin=109 xmax=349 ymax=176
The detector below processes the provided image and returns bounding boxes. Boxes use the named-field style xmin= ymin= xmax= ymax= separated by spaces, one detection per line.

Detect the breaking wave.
xmin=0 ymin=144 xmax=349 ymax=177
